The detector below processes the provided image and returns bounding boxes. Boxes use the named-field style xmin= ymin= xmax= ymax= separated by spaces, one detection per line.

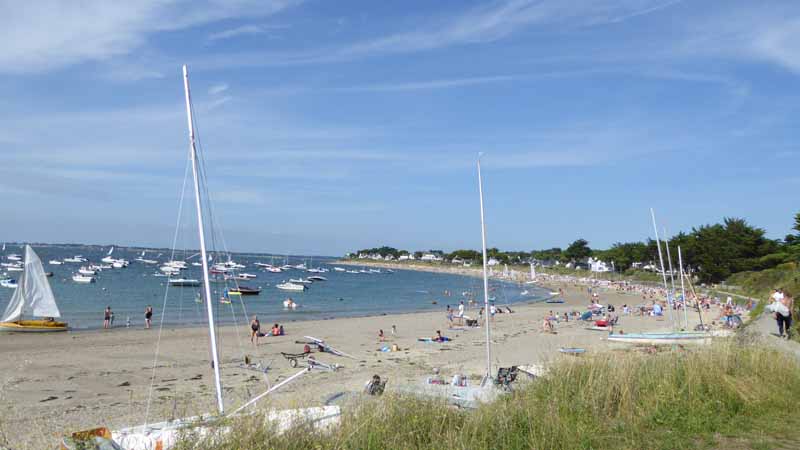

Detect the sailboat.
xmin=398 ymin=155 xmax=504 ymax=408
xmin=0 ymin=245 xmax=68 ymax=332
xmin=70 ymin=66 xmax=338 ymax=450
xmin=607 ymin=209 xmax=729 ymax=346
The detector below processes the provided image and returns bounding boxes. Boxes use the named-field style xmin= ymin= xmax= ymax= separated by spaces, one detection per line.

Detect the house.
xmin=588 ymin=257 xmax=612 ymax=273
xmin=487 ymin=258 xmax=500 ymax=266
xmin=451 ymin=257 xmax=464 ymax=265
xmin=420 ymin=253 xmax=443 ymax=262
xmin=384 ymin=255 xmax=395 ymax=261
xmin=398 ymin=254 xmax=414 ymax=261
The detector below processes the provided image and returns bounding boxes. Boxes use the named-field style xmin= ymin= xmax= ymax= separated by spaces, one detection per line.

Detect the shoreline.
xmin=60 ymin=265 xmax=549 ymax=333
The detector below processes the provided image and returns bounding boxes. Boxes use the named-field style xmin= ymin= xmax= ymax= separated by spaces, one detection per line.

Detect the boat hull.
xmin=606 ymin=332 xmax=722 ymax=345
xmin=0 ymin=320 xmax=68 ymax=332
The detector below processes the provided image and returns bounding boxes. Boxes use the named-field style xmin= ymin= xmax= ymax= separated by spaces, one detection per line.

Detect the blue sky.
xmin=1 ymin=0 xmax=799 ymax=256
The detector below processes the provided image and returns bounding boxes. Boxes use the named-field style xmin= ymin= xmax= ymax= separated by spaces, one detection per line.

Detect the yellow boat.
xmin=0 ymin=319 xmax=67 ymax=332
xmin=0 ymin=246 xmax=69 ymax=333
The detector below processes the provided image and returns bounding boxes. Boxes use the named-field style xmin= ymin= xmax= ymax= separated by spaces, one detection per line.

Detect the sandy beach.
xmin=0 ymin=275 xmax=703 ymax=448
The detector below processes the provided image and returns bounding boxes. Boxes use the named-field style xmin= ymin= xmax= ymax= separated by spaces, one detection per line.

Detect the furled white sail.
xmin=1 ymin=245 xmax=60 ymax=322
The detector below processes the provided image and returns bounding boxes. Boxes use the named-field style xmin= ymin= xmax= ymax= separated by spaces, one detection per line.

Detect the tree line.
xmin=351 ymin=212 xmax=800 ymax=283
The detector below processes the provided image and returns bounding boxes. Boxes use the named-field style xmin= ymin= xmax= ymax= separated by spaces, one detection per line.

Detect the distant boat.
xmin=289 ymin=278 xmax=312 ymax=284
xmin=0 ymin=246 xmax=67 ymax=332
xmin=277 ymin=282 xmax=307 ymax=292
xmin=0 ymin=278 xmax=17 ymax=289
xmin=169 ymin=278 xmax=201 ymax=287
xmin=6 ymin=254 xmax=22 ymax=261
xmin=78 ymin=267 xmax=97 ymax=276
xmin=227 ymin=286 xmax=261 ymax=296
xmin=63 ymin=255 xmax=87 ymax=263
xmin=72 ymin=274 xmax=95 ymax=284
xmin=49 ymin=260 xmax=63 ymax=265
xmin=333 ymin=267 xmax=345 ymax=272
xmin=6 ymin=264 xmax=23 ymax=272
xmin=307 ymin=275 xmax=327 ymax=282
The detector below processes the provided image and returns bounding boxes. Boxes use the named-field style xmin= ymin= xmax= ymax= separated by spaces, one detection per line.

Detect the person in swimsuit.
xmin=144 ymin=305 xmax=153 ymax=329
xmin=250 ymin=315 xmax=261 ymax=345
xmin=103 ymin=306 xmax=112 ymax=329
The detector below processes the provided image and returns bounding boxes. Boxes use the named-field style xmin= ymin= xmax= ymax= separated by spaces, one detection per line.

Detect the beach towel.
xmin=767 ymin=301 xmax=790 ymax=317
xmin=418 ymin=337 xmax=451 ymax=343
xmin=579 ymin=311 xmax=592 ymax=321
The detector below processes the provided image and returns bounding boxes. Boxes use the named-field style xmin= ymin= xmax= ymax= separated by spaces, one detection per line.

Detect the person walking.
xmin=250 ymin=315 xmax=261 ymax=345
xmin=778 ymin=290 xmax=794 ymax=339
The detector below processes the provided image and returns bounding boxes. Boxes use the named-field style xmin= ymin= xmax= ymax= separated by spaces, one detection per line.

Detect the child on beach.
xmin=144 ymin=305 xmax=153 ymax=329
xmin=378 ymin=329 xmax=385 ymax=342
xmin=103 ymin=306 xmax=112 ymax=329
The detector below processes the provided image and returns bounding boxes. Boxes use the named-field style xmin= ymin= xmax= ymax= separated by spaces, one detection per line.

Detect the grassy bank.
xmin=725 ymin=262 xmax=800 ymax=299
xmin=175 ymin=341 xmax=800 ymax=450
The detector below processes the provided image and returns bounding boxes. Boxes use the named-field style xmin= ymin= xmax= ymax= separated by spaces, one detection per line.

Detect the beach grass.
xmin=174 ymin=339 xmax=800 ymax=450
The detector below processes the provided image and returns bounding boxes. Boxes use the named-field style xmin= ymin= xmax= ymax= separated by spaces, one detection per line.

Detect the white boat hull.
xmin=112 ymin=407 xmax=340 ymax=450
xmin=607 ymin=331 xmax=730 ymax=346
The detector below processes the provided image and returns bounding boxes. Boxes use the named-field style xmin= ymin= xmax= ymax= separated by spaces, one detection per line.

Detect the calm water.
xmin=0 ymin=244 xmax=549 ymax=330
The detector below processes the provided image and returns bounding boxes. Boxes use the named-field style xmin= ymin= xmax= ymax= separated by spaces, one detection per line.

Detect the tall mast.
xmin=678 ymin=246 xmax=689 ymax=330
xmin=477 ymin=155 xmax=492 ymax=380
xmin=663 ymin=228 xmax=677 ymax=328
xmin=183 ymin=65 xmax=224 ymax=414
xmin=650 ymin=209 xmax=674 ymax=326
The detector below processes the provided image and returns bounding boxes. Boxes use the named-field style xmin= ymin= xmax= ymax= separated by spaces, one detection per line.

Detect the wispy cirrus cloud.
xmin=333 ymin=75 xmax=517 ymax=92
xmin=193 ymin=0 xmax=685 ymax=69
xmin=207 ymin=24 xmax=288 ymax=42
xmin=0 ymin=0 xmax=300 ymax=74
xmin=209 ymin=83 xmax=230 ymax=95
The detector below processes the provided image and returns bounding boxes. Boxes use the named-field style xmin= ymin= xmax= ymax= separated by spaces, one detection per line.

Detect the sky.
xmin=1 ymin=0 xmax=799 ymax=256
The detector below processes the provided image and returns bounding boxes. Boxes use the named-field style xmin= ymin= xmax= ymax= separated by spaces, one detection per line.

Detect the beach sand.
xmin=0 ymin=275 xmax=702 ymax=448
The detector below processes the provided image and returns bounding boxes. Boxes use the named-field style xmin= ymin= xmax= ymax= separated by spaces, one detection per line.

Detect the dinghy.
xmin=0 ymin=246 xmax=68 ymax=332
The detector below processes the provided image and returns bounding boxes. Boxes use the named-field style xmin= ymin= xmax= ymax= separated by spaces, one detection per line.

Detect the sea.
xmin=0 ymin=244 xmax=550 ymax=330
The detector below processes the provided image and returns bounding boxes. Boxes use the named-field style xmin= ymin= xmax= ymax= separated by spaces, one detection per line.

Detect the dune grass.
xmin=174 ymin=339 xmax=800 ymax=450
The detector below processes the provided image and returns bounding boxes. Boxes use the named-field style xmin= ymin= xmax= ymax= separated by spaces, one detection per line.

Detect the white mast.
xmin=477 ymin=154 xmax=492 ymax=380
xmin=650 ymin=209 xmax=674 ymax=326
xmin=183 ymin=65 xmax=224 ymax=414
xmin=663 ymin=228 xmax=677 ymax=328
xmin=678 ymin=246 xmax=688 ymax=330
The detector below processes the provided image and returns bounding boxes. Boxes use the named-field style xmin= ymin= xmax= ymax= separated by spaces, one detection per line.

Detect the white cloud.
xmin=334 ymin=75 xmax=517 ymax=92
xmin=209 ymin=83 xmax=230 ymax=95
xmin=207 ymin=24 xmax=287 ymax=42
xmin=674 ymin=4 xmax=800 ymax=74
xmin=0 ymin=0 xmax=299 ymax=73
xmin=192 ymin=0 xmax=684 ymax=69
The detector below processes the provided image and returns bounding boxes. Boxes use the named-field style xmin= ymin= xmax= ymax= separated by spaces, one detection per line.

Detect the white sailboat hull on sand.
xmin=111 ymin=406 xmax=341 ymax=450
xmin=607 ymin=330 xmax=732 ymax=346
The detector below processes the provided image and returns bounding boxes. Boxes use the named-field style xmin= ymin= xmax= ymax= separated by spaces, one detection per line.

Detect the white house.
xmin=420 ymin=253 xmax=443 ymax=262
xmin=398 ymin=254 xmax=414 ymax=261
xmin=487 ymin=258 xmax=500 ymax=266
xmin=588 ymin=257 xmax=612 ymax=273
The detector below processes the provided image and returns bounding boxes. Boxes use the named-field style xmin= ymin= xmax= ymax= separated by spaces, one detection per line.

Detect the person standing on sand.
xmin=457 ymin=301 xmax=465 ymax=325
xmin=144 ymin=305 xmax=153 ymax=329
xmin=250 ymin=315 xmax=261 ymax=345
xmin=103 ymin=306 xmax=112 ymax=329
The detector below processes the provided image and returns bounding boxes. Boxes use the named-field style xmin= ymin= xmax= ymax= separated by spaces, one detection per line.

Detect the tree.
xmin=563 ymin=239 xmax=592 ymax=261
